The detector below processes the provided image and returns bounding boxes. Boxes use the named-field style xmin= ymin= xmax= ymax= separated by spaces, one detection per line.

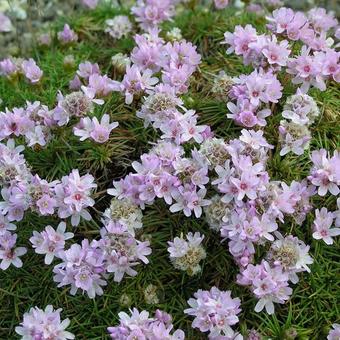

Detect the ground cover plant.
xmin=0 ymin=0 xmax=340 ymax=339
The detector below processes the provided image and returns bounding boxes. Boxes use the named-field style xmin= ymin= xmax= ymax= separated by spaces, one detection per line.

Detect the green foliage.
xmin=0 ymin=3 xmax=339 ymax=340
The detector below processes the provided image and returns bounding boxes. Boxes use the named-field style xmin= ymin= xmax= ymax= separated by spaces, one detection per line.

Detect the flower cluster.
xmin=116 ymin=28 xmax=200 ymax=95
xmin=197 ymin=130 xmax=317 ymax=280
xmin=53 ymin=239 xmax=107 ymax=298
xmin=0 ymin=57 xmax=43 ymax=83
xmin=15 ymin=305 xmax=74 ymax=340
xmin=214 ymin=0 xmax=230 ymax=10
xmin=312 ymin=208 xmax=340 ymax=245
xmin=0 ymin=84 xmax=113 ymax=148
xmin=94 ymin=220 xmax=151 ymax=283
xmin=69 ymin=61 xmax=117 ymax=104
xmin=308 ymin=149 xmax=340 ymax=196
xmin=267 ymin=7 xmax=338 ymax=51
xmin=237 ymin=260 xmax=292 ymax=314
xmin=0 ymin=229 xmax=27 ymax=270
xmin=0 ymin=13 xmax=12 ymax=32
xmin=328 ymin=324 xmax=340 ymax=340
xmin=226 ymin=69 xmax=282 ymax=127
xmin=224 ymin=10 xmax=339 ymax=96
xmin=282 ymin=89 xmax=320 ymax=126
xmin=108 ymin=140 xmax=211 ymax=218
xmin=110 ymin=27 xmax=208 ymax=144
xmin=54 ymin=169 xmax=97 ymax=226
xmin=102 ymin=197 xmax=143 ymax=236
xmin=287 ymin=46 xmax=339 ymax=92
xmin=224 ymin=25 xmax=291 ymax=68
xmin=184 ymin=286 xmax=242 ymax=338
xmin=167 ymin=232 xmax=206 ymax=275
xmin=131 ymin=0 xmax=176 ymax=30
xmin=58 ymin=24 xmax=78 ymax=44
xmin=138 ymin=85 xmax=209 ymax=144
xmin=266 ymin=6 xmax=339 ymax=91
xmin=0 ymin=140 xmax=97 ymax=230
xmin=105 ymin=15 xmax=133 ymax=40
xmin=30 ymin=222 xmax=74 ymax=265
xmin=73 ymin=114 xmax=119 ymax=143
xmin=51 ymin=196 xmax=151 ymax=297
xmin=266 ymin=233 xmax=313 ymax=283
xmin=82 ymin=0 xmax=98 ymax=10
xmin=0 ymin=101 xmax=55 ymax=147
xmin=107 ymin=308 xmax=185 ymax=339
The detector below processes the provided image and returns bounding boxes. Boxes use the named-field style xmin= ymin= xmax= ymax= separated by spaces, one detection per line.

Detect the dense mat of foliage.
xmin=0 ymin=1 xmax=339 ymax=339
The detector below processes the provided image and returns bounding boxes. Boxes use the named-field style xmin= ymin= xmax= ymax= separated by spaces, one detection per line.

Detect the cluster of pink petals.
xmin=0 ymin=13 xmax=12 ymax=32
xmin=15 ymin=305 xmax=74 ymax=339
xmin=328 ymin=324 xmax=340 ymax=340
xmin=112 ymin=27 xmax=202 ymax=109
xmin=81 ymin=0 xmax=98 ymax=9
xmin=0 ymin=139 xmax=97 ymax=232
xmin=41 ymin=220 xmax=151 ymax=298
xmin=68 ymin=61 xmax=117 ymax=104
xmin=312 ymin=207 xmax=340 ymax=245
xmin=223 ymin=24 xmax=291 ymax=68
xmin=73 ymin=114 xmax=119 ymax=143
xmin=30 ymin=222 xmax=74 ymax=264
xmin=184 ymin=286 xmax=242 ymax=338
xmin=308 ymin=149 xmax=340 ymax=196
xmin=267 ymin=7 xmax=338 ymax=50
xmin=107 ymin=308 xmax=185 ymax=339
xmin=41 ymin=197 xmax=151 ymax=297
xmin=0 ymin=101 xmax=55 ymax=147
xmin=204 ymin=131 xmax=315 ymax=267
xmin=131 ymin=0 xmax=176 ymax=30
xmin=214 ymin=0 xmax=229 ymax=9
xmin=3 ymin=2 xmax=340 ymax=337
xmin=226 ymin=69 xmax=282 ymax=128
xmin=0 ymin=57 xmax=43 ymax=83
xmin=0 ymin=229 xmax=26 ymax=270
xmin=58 ymin=24 xmax=78 ymax=44
xmin=237 ymin=260 xmax=292 ymax=314
xmin=287 ymin=46 xmax=339 ymax=92
xmin=108 ymin=140 xmax=211 ymax=218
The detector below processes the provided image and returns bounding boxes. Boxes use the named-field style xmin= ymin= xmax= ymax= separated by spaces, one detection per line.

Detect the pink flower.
xmin=0 ymin=58 xmax=18 ymax=77
xmin=131 ymin=0 xmax=175 ymax=30
xmin=230 ymin=173 xmax=259 ymax=200
xmin=37 ymin=33 xmax=51 ymax=46
xmin=77 ymin=61 xmax=100 ymax=80
xmin=184 ymin=287 xmax=241 ymax=338
xmin=74 ymin=114 xmax=119 ymax=143
xmin=170 ymin=187 xmax=210 ymax=218
xmin=90 ymin=115 xmax=119 ymax=143
xmin=36 ymin=194 xmax=57 ymax=215
xmin=30 ymin=222 xmax=74 ymax=264
xmin=262 ymin=36 xmax=291 ymax=66
xmin=313 ymin=208 xmax=340 ymax=245
xmin=21 ymin=59 xmax=43 ymax=84
xmin=15 ymin=305 xmax=74 ymax=339
xmin=82 ymin=0 xmax=98 ymax=9
xmin=114 ymin=64 xmax=158 ymax=104
xmin=82 ymin=73 xmax=116 ymax=99
xmin=214 ymin=0 xmax=229 ymax=9
xmin=308 ymin=149 xmax=340 ymax=196
xmin=0 ymin=13 xmax=12 ymax=32
xmin=0 ymin=231 xmax=27 ymax=270
xmin=69 ymin=75 xmax=82 ymax=90
xmin=58 ymin=24 xmax=78 ymax=44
